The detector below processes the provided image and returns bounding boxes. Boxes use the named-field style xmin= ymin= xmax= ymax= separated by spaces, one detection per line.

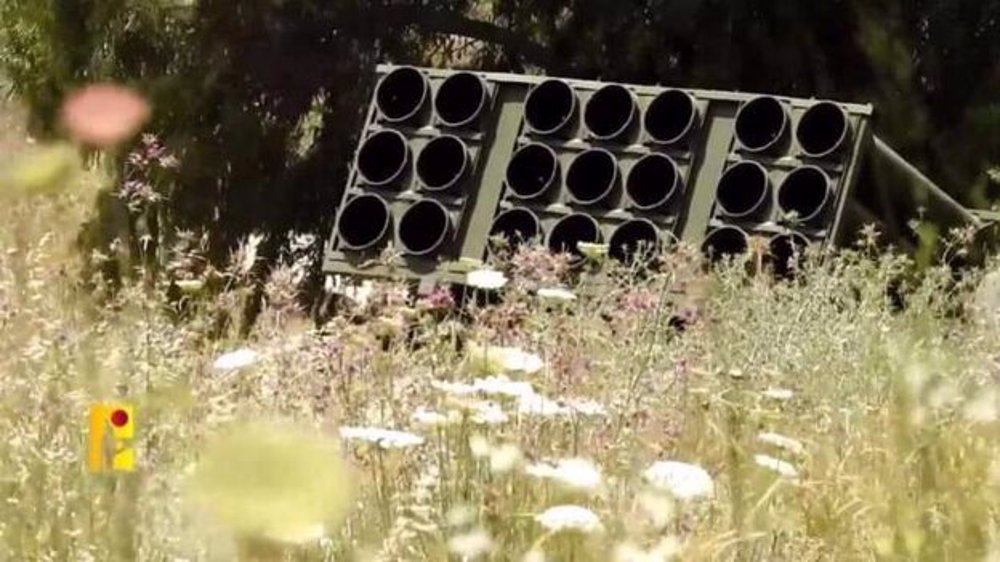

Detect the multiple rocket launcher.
xmin=323 ymin=65 xmax=875 ymax=286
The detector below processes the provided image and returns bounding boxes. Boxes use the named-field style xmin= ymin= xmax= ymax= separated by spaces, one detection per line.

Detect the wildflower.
xmin=60 ymin=83 xmax=150 ymax=147
xmin=184 ymin=420 xmax=352 ymax=545
xmin=964 ymin=388 xmax=999 ymax=424
xmin=463 ymin=400 xmax=510 ymax=425
xmin=637 ymin=490 xmax=675 ymax=528
xmin=525 ymin=458 xmax=602 ymax=491
xmin=535 ymin=505 xmax=603 ymax=534
xmin=642 ymin=461 xmax=714 ymax=501
xmin=516 ymin=392 xmax=570 ymax=417
xmin=762 ymin=387 xmax=794 ymax=401
xmin=339 ymin=427 xmax=425 ymax=449
xmin=757 ymin=432 xmax=806 ymax=456
xmin=465 ymin=342 xmax=545 ymax=375
xmin=212 ymin=348 xmax=259 ymax=372
xmin=466 ymin=269 xmax=508 ymax=290
xmin=489 ymin=443 xmax=524 ymax=474
xmin=577 ymin=242 xmax=608 ymax=261
xmin=472 ymin=375 xmax=536 ymax=399
xmin=537 ymin=287 xmax=577 ymax=303
xmin=417 ymin=286 xmax=455 ymax=310
xmin=565 ymin=399 xmax=608 ymax=417
xmin=522 ymin=549 xmax=547 ymax=562
xmin=432 ymin=380 xmax=479 ymax=396
xmin=411 ymin=407 xmax=458 ymax=428
xmin=175 ymin=279 xmax=205 ymax=294
xmin=753 ymin=454 xmax=799 ymax=479
xmin=469 ymin=435 xmax=492 ymax=458
xmin=448 ymin=528 xmax=494 ymax=560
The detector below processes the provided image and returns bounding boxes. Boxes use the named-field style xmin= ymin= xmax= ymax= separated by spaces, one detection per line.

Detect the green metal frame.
xmin=323 ymin=64 xmax=877 ymax=288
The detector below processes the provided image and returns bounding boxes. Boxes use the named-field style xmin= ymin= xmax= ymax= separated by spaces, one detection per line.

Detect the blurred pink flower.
xmin=60 ymin=83 xmax=151 ymax=148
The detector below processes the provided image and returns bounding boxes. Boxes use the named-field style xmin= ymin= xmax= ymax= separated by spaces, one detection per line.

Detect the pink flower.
xmin=60 ymin=83 xmax=151 ymax=148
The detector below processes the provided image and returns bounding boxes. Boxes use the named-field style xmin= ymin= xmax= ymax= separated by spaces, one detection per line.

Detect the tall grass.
xmin=2 ymin=161 xmax=1000 ymax=562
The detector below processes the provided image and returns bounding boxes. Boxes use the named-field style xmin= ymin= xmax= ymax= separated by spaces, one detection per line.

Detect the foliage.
xmin=4 ymin=151 xmax=1000 ymax=560
xmin=4 ymin=1 xmax=1000 ymax=294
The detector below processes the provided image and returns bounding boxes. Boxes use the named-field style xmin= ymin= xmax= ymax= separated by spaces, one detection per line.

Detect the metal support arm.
xmin=871 ymin=135 xmax=982 ymax=226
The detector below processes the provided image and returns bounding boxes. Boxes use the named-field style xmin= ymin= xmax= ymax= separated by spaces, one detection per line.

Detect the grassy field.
xmin=3 ymin=115 xmax=1000 ymax=561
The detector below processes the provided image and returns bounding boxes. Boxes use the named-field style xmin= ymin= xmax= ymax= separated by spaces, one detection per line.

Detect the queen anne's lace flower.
xmin=757 ymin=432 xmax=806 ymax=456
xmin=338 ymin=427 xmax=425 ymax=449
xmin=535 ymin=505 xmax=603 ymax=534
xmin=212 ymin=348 xmax=259 ymax=372
xmin=525 ymin=458 xmax=602 ymax=491
xmin=466 ymin=269 xmax=508 ymax=290
xmin=754 ymin=454 xmax=799 ymax=479
xmin=642 ymin=461 xmax=714 ymax=501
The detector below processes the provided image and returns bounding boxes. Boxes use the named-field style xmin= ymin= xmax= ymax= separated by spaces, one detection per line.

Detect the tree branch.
xmin=369 ymin=5 xmax=562 ymax=73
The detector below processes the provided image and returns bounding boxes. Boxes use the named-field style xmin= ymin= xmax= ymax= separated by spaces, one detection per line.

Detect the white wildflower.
xmin=757 ymin=432 xmax=806 ymax=456
xmin=469 ymin=435 xmax=492 ymax=458
xmin=637 ymin=490 xmax=676 ymax=528
xmin=211 ymin=348 xmax=259 ymax=372
xmin=964 ymin=388 xmax=1000 ymax=424
xmin=468 ymin=400 xmax=509 ymax=425
xmin=446 ymin=505 xmax=477 ymax=528
xmin=516 ymin=392 xmax=570 ymax=417
xmin=754 ymin=454 xmax=799 ymax=479
xmin=522 ymin=548 xmax=546 ymax=562
xmin=502 ymin=348 xmax=545 ymax=374
xmin=577 ymin=242 xmax=608 ymax=260
xmin=466 ymin=269 xmax=508 ymax=290
xmin=339 ymin=426 xmax=425 ymax=449
xmin=411 ymin=407 xmax=458 ymax=428
xmin=537 ymin=287 xmax=577 ymax=302
xmin=565 ymin=399 xmax=608 ymax=417
xmin=448 ymin=528 xmax=494 ymax=560
xmin=431 ymin=380 xmax=479 ymax=396
xmin=525 ymin=458 xmax=602 ymax=491
xmin=489 ymin=443 xmax=524 ymax=474
xmin=643 ymin=461 xmax=714 ymax=501
xmin=473 ymin=375 xmax=537 ymax=398
xmin=175 ymin=279 xmax=205 ymax=293
xmin=762 ymin=387 xmax=794 ymax=400
xmin=535 ymin=505 xmax=603 ymax=534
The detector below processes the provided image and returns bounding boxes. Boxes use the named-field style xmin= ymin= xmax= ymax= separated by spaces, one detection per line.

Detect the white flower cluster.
xmin=339 ymin=426 xmax=425 ymax=449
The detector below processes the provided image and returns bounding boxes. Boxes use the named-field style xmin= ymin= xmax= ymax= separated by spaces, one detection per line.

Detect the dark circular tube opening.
xmin=768 ymin=233 xmax=811 ymax=278
xmin=357 ymin=129 xmax=410 ymax=186
xmin=397 ymin=199 xmax=452 ymax=256
xmin=796 ymin=102 xmax=849 ymax=158
xmin=547 ymin=214 xmax=602 ymax=263
xmin=609 ymin=219 xmax=660 ymax=265
xmin=735 ymin=96 xmax=788 ymax=153
xmin=626 ymin=153 xmax=680 ymax=210
xmin=416 ymin=135 xmax=469 ymax=191
xmin=716 ymin=161 xmax=770 ymax=217
xmin=524 ymin=80 xmax=577 ymax=135
xmin=644 ymin=90 xmax=698 ymax=144
xmin=566 ymin=149 xmax=618 ymax=206
xmin=434 ymin=72 xmax=489 ymax=128
xmin=777 ymin=166 xmax=830 ymax=223
xmin=584 ymin=84 xmax=637 ymax=140
xmin=336 ymin=194 xmax=391 ymax=251
xmin=702 ymin=227 xmax=749 ymax=261
xmin=375 ymin=67 xmax=429 ymax=123
xmin=505 ymin=143 xmax=559 ymax=200
xmin=489 ymin=208 xmax=541 ymax=248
